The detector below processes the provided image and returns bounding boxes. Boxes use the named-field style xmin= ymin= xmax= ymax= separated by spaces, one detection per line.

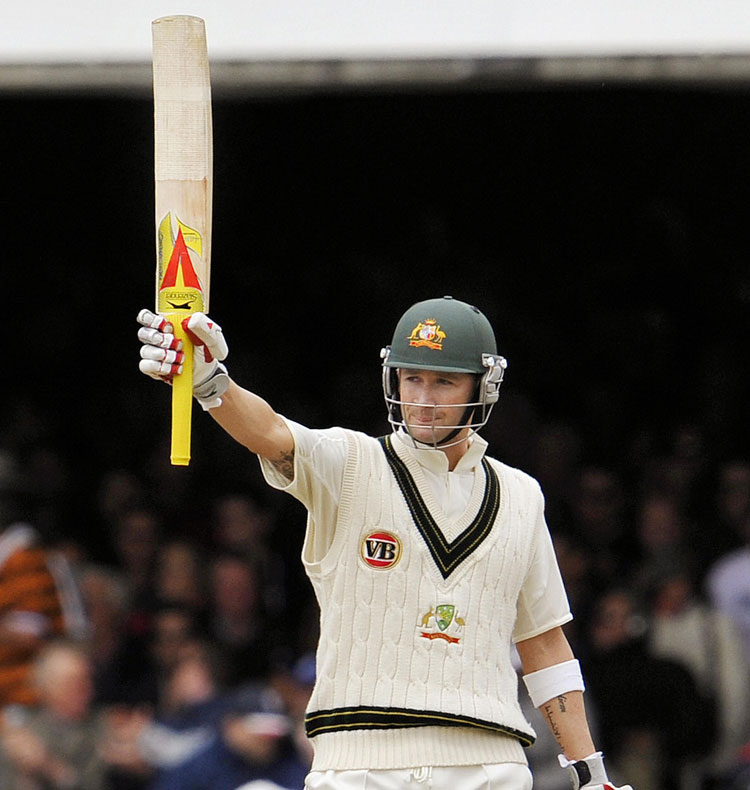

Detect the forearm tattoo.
xmin=270 ymin=449 xmax=295 ymax=481
xmin=543 ymin=702 xmax=561 ymax=739
xmin=542 ymin=695 xmax=568 ymax=741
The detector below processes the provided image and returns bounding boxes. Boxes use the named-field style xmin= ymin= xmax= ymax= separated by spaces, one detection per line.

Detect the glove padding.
xmin=559 ymin=752 xmax=633 ymax=790
xmin=137 ymin=309 xmax=230 ymax=410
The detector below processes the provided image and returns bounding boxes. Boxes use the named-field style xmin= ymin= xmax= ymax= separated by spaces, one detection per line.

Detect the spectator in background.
xmin=0 ymin=639 xmax=110 ymax=789
xmin=717 ymin=461 xmax=750 ymax=542
xmin=95 ymin=471 xmax=148 ymax=535
xmin=631 ymin=491 xmax=694 ymax=601
xmin=647 ymin=568 xmax=750 ymax=788
xmin=143 ymin=603 xmax=202 ymax=706
xmin=529 ymin=421 xmax=583 ymax=530
xmin=104 ymin=507 xmax=166 ymax=704
xmin=549 ymin=533 xmax=596 ymax=648
xmin=703 ymin=462 xmax=750 ymax=672
xmin=141 ymin=641 xmax=228 ymax=770
xmin=583 ymin=587 xmax=717 ymax=790
xmin=23 ymin=443 xmax=79 ymax=544
xmin=102 ymin=601 xmax=200 ymax=708
xmin=706 ymin=507 xmax=750 ymax=662
xmin=701 ymin=460 xmax=750 ymax=566
xmin=211 ymin=493 xmax=287 ymax=621
xmin=46 ymin=537 xmax=89 ymax=646
xmin=207 ymin=552 xmax=284 ymax=685
xmin=153 ymin=539 xmax=207 ymax=615
xmin=111 ymin=507 xmax=162 ymax=638
xmin=77 ymin=564 xmax=131 ymax=704
xmin=567 ymin=466 xmax=636 ymax=586
xmin=212 ymin=494 xmax=272 ymax=555
xmin=150 ymin=681 xmax=303 ymax=790
xmin=641 ymin=425 xmax=708 ymax=517
xmin=100 ymin=639 xmax=229 ymax=787
xmin=0 ymin=453 xmax=69 ymax=709
xmin=269 ymin=652 xmax=316 ymax=773
xmin=95 ymin=605 xmax=205 ymax=789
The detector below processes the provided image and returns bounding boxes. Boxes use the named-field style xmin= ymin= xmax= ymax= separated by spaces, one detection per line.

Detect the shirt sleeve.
xmin=258 ymin=417 xmax=349 ymax=561
xmin=512 ymin=486 xmax=573 ymax=643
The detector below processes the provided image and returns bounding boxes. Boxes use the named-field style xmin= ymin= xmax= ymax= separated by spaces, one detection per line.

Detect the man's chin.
xmin=405 ymin=424 xmax=451 ymax=446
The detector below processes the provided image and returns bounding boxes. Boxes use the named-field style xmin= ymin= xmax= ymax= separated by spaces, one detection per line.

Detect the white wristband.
xmin=522 ymin=658 xmax=585 ymax=708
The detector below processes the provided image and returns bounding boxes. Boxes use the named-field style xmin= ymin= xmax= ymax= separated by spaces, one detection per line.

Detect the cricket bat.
xmin=152 ymin=15 xmax=213 ymax=466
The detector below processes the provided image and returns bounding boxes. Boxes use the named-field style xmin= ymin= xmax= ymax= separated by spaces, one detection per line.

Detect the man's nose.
xmin=412 ymin=387 xmax=437 ymax=406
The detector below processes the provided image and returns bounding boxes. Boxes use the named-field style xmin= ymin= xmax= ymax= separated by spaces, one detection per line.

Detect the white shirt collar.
xmin=391 ymin=429 xmax=488 ymax=474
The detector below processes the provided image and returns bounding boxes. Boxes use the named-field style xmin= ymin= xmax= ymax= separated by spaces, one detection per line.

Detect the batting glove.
xmin=558 ymin=752 xmax=633 ymax=790
xmin=137 ymin=309 xmax=230 ymax=410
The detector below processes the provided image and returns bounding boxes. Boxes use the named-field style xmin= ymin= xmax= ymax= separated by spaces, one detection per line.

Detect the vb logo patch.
xmin=418 ymin=604 xmax=466 ymax=644
xmin=361 ymin=531 xmax=402 ymax=570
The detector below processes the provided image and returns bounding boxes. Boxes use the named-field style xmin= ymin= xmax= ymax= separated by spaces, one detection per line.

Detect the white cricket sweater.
xmin=301 ymin=429 xmax=563 ymax=770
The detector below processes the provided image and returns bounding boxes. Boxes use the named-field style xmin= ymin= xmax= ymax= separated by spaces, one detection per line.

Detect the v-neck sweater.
xmin=259 ymin=420 xmax=572 ymax=770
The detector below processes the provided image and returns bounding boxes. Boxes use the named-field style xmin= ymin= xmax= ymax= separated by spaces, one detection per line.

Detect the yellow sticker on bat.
xmin=157 ymin=213 xmax=205 ymax=314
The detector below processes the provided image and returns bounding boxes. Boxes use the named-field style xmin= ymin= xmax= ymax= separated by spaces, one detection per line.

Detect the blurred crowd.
xmin=504 ymin=422 xmax=750 ymax=790
xmin=0 ymin=395 xmax=748 ymax=790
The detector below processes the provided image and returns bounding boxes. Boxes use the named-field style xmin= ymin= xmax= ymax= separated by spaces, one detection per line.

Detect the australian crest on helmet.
xmin=408 ymin=319 xmax=446 ymax=351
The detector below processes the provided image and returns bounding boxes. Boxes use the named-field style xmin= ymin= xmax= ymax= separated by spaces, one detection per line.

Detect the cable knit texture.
xmin=303 ymin=430 xmax=549 ymax=770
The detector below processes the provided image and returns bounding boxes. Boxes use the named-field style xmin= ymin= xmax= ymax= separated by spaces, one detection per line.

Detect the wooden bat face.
xmin=153 ymin=15 xmax=213 ymax=314
xmin=152 ymin=15 xmax=213 ymax=466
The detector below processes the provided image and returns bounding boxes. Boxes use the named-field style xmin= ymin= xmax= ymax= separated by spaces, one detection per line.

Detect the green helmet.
xmin=380 ymin=296 xmax=507 ymax=443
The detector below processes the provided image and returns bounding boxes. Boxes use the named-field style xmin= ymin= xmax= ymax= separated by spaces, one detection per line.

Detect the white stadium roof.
xmin=5 ymin=0 xmax=750 ymax=93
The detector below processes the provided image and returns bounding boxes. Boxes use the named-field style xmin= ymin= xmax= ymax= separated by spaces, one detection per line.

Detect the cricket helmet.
xmin=380 ymin=296 xmax=507 ymax=444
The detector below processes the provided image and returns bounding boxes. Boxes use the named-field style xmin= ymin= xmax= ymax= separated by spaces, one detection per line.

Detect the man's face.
xmin=397 ymin=368 xmax=476 ymax=445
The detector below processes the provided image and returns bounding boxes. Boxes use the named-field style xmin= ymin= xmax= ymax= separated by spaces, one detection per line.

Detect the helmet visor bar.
xmin=384 ymin=393 xmax=495 ymax=448
xmin=380 ymin=347 xmax=507 ymax=447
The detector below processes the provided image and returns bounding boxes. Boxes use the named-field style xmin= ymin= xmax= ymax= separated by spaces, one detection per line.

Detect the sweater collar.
xmin=391 ymin=429 xmax=488 ymax=474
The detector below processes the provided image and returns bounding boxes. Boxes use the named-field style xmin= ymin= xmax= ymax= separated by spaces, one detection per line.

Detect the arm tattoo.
xmin=270 ymin=448 xmax=295 ymax=481
xmin=542 ymin=695 xmax=570 ymax=748
xmin=542 ymin=702 xmax=562 ymax=739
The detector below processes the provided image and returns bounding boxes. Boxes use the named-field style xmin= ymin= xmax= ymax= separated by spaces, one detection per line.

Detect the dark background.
xmin=2 ymin=84 xmax=749 ymax=552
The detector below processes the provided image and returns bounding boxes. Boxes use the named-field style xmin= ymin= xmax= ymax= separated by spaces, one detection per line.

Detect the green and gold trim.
xmin=379 ymin=435 xmax=500 ymax=579
xmin=305 ymin=705 xmax=534 ymax=746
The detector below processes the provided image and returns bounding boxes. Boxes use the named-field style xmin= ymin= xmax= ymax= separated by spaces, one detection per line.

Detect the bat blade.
xmin=152 ymin=15 xmax=213 ymax=466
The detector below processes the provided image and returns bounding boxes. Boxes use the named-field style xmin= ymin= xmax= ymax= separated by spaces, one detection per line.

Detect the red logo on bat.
xmin=160 ymin=227 xmax=202 ymax=291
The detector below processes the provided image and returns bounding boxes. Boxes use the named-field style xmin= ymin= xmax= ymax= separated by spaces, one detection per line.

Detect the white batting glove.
xmin=182 ymin=312 xmax=230 ymax=410
xmin=137 ymin=309 xmax=230 ymax=410
xmin=559 ymin=752 xmax=633 ymax=790
xmin=138 ymin=309 xmax=183 ymax=379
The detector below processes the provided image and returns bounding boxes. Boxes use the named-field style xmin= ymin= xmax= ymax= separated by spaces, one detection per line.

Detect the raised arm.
xmin=137 ymin=310 xmax=295 ymax=477
xmin=210 ymin=381 xmax=294 ymax=476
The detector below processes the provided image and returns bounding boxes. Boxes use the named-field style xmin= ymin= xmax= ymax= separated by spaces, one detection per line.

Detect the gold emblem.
xmin=418 ymin=604 xmax=465 ymax=644
xmin=408 ymin=319 xmax=446 ymax=350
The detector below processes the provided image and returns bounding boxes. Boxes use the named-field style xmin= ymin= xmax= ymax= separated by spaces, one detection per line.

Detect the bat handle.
xmin=169 ymin=313 xmax=193 ymax=466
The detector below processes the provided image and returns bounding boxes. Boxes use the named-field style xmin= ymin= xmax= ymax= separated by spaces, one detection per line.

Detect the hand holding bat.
xmin=138 ymin=309 xmax=229 ymax=410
